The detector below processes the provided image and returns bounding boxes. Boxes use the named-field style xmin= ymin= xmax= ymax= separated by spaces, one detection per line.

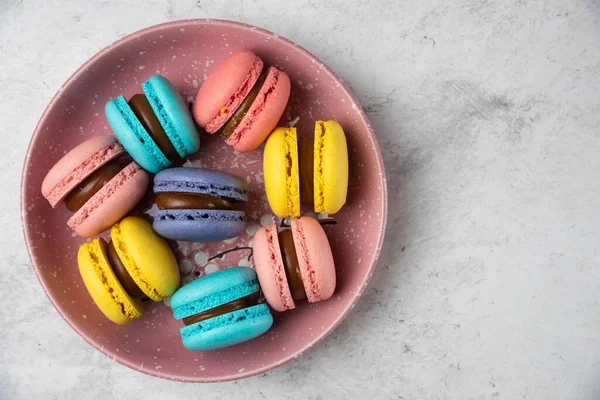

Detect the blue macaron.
xmin=171 ymin=267 xmax=273 ymax=351
xmin=105 ymin=75 xmax=200 ymax=174
xmin=153 ymin=167 xmax=249 ymax=242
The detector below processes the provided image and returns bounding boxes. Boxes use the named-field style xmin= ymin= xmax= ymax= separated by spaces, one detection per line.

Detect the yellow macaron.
xmin=314 ymin=120 xmax=348 ymax=214
xmin=263 ymin=121 xmax=348 ymax=218
xmin=264 ymin=127 xmax=300 ymax=218
xmin=78 ymin=216 xmax=180 ymax=325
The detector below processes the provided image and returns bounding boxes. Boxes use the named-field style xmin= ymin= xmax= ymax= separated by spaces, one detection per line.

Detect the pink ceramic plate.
xmin=21 ymin=19 xmax=387 ymax=382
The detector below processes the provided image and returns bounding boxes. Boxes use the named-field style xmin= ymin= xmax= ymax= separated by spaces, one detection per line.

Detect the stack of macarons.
xmin=41 ymin=49 xmax=348 ymax=352
xmin=78 ymin=217 xmax=180 ymax=324
xmin=171 ymin=267 xmax=273 ymax=351
xmin=193 ymin=50 xmax=291 ymax=152
xmin=41 ymin=135 xmax=150 ymax=237
xmin=105 ymin=75 xmax=201 ymax=174
xmin=264 ymin=120 xmax=349 ymax=218
xmin=253 ymin=216 xmax=336 ymax=311
xmin=153 ymin=168 xmax=249 ymax=242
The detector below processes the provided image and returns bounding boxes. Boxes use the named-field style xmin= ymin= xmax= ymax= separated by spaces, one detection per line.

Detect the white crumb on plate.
xmin=245 ymin=223 xmax=260 ymax=236
xmin=238 ymin=258 xmax=251 ymax=268
xmin=194 ymin=251 xmax=209 ymax=266
xmin=205 ymin=263 xmax=219 ymax=274
xmin=260 ymin=215 xmax=275 ymax=227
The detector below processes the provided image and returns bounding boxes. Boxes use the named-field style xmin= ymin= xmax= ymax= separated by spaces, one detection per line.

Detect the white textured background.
xmin=2 ymin=0 xmax=600 ymax=399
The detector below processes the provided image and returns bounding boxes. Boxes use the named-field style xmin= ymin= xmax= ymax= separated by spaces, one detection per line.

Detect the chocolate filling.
xmin=64 ymin=160 xmax=123 ymax=212
xmin=280 ymin=217 xmax=337 ymax=228
xmin=101 ymin=239 xmax=147 ymax=298
xmin=182 ymin=292 xmax=260 ymax=326
xmin=298 ymin=138 xmax=315 ymax=204
xmin=278 ymin=230 xmax=306 ymax=300
xmin=156 ymin=192 xmax=234 ymax=210
xmin=128 ymin=94 xmax=179 ymax=160
xmin=217 ymin=70 xmax=269 ymax=140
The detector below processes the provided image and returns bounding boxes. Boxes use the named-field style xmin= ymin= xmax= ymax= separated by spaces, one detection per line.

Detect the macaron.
xmin=105 ymin=75 xmax=200 ymax=174
xmin=77 ymin=216 xmax=180 ymax=325
xmin=193 ymin=50 xmax=291 ymax=152
xmin=263 ymin=120 xmax=348 ymax=218
xmin=253 ymin=216 xmax=336 ymax=312
xmin=171 ymin=267 xmax=273 ymax=351
xmin=153 ymin=167 xmax=249 ymax=242
xmin=41 ymin=135 xmax=149 ymax=237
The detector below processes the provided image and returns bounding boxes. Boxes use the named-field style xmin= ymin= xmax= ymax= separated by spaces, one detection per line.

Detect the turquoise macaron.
xmin=171 ymin=267 xmax=273 ymax=351
xmin=105 ymin=75 xmax=200 ymax=174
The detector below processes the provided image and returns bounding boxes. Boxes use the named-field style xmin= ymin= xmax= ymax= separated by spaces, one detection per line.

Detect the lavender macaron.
xmin=153 ymin=168 xmax=248 ymax=242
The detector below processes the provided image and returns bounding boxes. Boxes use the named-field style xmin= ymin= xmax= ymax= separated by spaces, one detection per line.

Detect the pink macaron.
xmin=253 ymin=216 xmax=336 ymax=312
xmin=193 ymin=50 xmax=291 ymax=153
xmin=41 ymin=135 xmax=149 ymax=237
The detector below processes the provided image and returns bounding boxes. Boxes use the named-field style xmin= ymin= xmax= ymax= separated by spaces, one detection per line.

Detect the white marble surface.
xmin=3 ymin=0 xmax=600 ymax=398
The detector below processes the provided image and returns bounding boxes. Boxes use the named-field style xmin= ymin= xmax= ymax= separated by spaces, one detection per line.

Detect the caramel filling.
xmin=99 ymin=238 xmax=147 ymax=299
xmin=156 ymin=192 xmax=234 ymax=210
xmin=217 ymin=70 xmax=269 ymax=140
xmin=298 ymin=138 xmax=315 ymax=204
xmin=182 ymin=292 xmax=260 ymax=326
xmin=64 ymin=160 xmax=123 ymax=212
xmin=128 ymin=94 xmax=179 ymax=160
xmin=279 ymin=230 xmax=306 ymax=300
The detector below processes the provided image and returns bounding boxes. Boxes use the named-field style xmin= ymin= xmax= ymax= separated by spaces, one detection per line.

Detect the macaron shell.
xmin=78 ymin=239 xmax=143 ymax=325
xmin=41 ymin=136 xmax=125 ymax=207
xmin=314 ymin=120 xmax=348 ymax=214
xmin=153 ymin=167 xmax=249 ymax=202
xmin=181 ymin=304 xmax=273 ymax=351
xmin=291 ymin=217 xmax=336 ymax=303
xmin=226 ymin=67 xmax=291 ymax=152
xmin=171 ymin=267 xmax=260 ymax=319
xmin=153 ymin=209 xmax=246 ymax=242
xmin=105 ymin=95 xmax=170 ymax=174
xmin=193 ymin=50 xmax=263 ymax=131
xmin=67 ymin=162 xmax=149 ymax=238
xmin=253 ymin=225 xmax=295 ymax=312
xmin=110 ymin=216 xmax=180 ymax=301
xmin=263 ymin=127 xmax=300 ymax=218
xmin=143 ymin=75 xmax=200 ymax=156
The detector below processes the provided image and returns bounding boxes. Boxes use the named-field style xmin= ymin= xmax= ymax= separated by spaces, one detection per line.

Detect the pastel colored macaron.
xmin=77 ymin=216 xmax=180 ymax=324
xmin=106 ymin=75 xmax=200 ymax=174
xmin=171 ymin=267 xmax=273 ymax=351
xmin=253 ymin=216 xmax=336 ymax=312
xmin=153 ymin=167 xmax=249 ymax=242
xmin=193 ymin=50 xmax=291 ymax=152
xmin=41 ymin=135 xmax=149 ymax=237
xmin=264 ymin=120 xmax=348 ymax=218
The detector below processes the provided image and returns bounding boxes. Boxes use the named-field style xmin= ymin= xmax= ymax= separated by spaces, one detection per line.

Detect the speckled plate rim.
xmin=20 ymin=19 xmax=388 ymax=382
